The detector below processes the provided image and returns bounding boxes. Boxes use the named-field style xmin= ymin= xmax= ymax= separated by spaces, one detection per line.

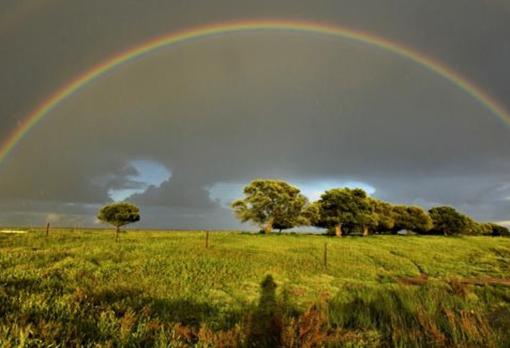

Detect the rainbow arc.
xmin=1 ymin=19 xmax=508 ymax=165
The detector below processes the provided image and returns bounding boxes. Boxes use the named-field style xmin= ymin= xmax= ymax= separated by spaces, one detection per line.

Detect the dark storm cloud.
xmin=368 ymin=171 xmax=510 ymax=221
xmin=130 ymin=175 xmax=220 ymax=209
xmin=2 ymin=0 xmax=509 ymax=132
xmin=0 ymin=0 xmax=509 ymax=227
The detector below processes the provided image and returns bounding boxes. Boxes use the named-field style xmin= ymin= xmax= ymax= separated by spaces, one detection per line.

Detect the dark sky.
xmin=1 ymin=0 xmax=509 ymax=229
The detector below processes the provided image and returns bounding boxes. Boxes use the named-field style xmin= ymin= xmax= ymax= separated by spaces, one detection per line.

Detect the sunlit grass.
xmin=1 ymin=230 xmax=509 ymax=346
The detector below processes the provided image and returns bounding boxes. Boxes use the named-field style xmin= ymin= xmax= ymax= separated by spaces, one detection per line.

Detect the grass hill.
xmin=1 ymin=230 xmax=509 ymax=347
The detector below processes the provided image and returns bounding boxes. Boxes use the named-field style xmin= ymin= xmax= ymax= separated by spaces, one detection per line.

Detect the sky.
xmin=0 ymin=0 xmax=509 ymax=229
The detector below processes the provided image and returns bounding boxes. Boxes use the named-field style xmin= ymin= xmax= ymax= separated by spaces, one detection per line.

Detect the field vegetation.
xmin=1 ymin=230 xmax=510 ymax=347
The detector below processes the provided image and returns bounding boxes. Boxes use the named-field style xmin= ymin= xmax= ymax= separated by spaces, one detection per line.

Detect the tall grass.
xmin=1 ymin=230 xmax=509 ymax=346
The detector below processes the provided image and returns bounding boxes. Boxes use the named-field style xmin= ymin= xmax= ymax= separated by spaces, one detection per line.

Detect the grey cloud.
xmin=130 ymin=174 xmax=220 ymax=209
xmin=368 ymin=172 xmax=510 ymax=221
xmin=0 ymin=0 xmax=509 ymax=227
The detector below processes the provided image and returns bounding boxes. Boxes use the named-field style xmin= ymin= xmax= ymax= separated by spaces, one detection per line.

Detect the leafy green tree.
xmin=369 ymin=198 xmax=396 ymax=233
xmin=231 ymin=180 xmax=309 ymax=233
xmin=313 ymin=188 xmax=375 ymax=237
xmin=462 ymin=218 xmax=509 ymax=236
xmin=97 ymin=202 xmax=140 ymax=242
xmin=302 ymin=201 xmax=321 ymax=227
xmin=392 ymin=205 xmax=433 ymax=234
xmin=428 ymin=206 xmax=470 ymax=236
xmin=486 ymin=223 xmax=510 ymax=237
xmin=475 ymin=223 xmax=494 ymax=235
xmin=463 ymin=220 xmax=488 ymax=235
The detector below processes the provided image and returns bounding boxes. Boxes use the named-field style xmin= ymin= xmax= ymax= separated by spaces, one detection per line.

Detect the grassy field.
xmin=1 ymin=230 xmax=510 ymax=347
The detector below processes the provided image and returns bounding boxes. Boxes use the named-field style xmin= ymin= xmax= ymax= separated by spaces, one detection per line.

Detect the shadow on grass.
xmin=151 ymin=298 xmax=222 ymax=326
xmin=3 ymin=272 xmax=510 ymax=347
xmin=75 ymin=275 xmax=289 ymax=346
xmin=247 ymin=274 xmax=282 ymax=347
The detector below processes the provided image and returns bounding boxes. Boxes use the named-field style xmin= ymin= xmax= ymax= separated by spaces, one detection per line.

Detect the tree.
xmin=313 ymin=188 xmax=375 ymax=237
xmin=302 ymin=201 xmax=321 ymax=227
xmin=428 ymin=206 xmax=470 ymax=236
xmin=486 ymin=223 xmax=510 ymax=237
xmin=463 ymin=220 xmax=489 ymax=235
xmin=97 ymin=202 xmax=140 ymax=242
xmin=369 ymin=198 xmax=396 ymax=234
xmin=231 ymin=180 xmax=309 ymax=233
xmin=392 ymin=205 xmax=432 ymax=234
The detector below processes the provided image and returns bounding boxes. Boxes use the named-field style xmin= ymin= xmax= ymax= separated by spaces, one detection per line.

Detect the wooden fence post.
xmin=205 ymin=230 xmax=209 ymax=249
xmin=46 ymin=222 xmax=50 ymax=237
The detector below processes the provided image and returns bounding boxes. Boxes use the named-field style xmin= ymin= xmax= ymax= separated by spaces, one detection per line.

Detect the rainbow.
xmin=1 ymin=19 xmax=509 ymax=165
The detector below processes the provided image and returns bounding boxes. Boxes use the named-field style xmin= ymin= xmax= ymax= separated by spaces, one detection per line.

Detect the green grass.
xmin=1 ymin=230 xmax=509 ymax=347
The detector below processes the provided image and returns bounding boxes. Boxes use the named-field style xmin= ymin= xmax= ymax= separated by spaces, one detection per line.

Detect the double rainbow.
xmin=1 ymin=19 xmax=508 ymax=165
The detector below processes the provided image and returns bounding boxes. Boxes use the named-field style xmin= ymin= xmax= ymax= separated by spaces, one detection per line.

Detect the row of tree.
xmin=232 ymin=179 xmax=509 ymax=237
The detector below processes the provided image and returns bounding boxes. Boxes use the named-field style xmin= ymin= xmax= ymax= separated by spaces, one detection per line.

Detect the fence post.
xmin=46 ymin=222 xmax=50 ymax=237
xmin=205 ymin=230 xmax=209 ymax=248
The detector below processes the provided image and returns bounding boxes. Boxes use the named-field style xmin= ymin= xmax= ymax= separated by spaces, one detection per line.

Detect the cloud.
xmin=0 ymin=0 xmax=509 ymax=227
xmin=496 ymin=221 xmax=510 ymax=228
xmin=130 ymin=176 xmax=220 ymax=209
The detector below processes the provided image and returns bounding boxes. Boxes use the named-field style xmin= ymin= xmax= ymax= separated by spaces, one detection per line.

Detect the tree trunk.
xmin=116 ymin=225 xmax=120 ymax=242
xmin=335 ymin=223 xmax=343 ymax=237
xmin=264 ymin=219 xmax=273 ymax=234
xmin=362 ymin=225 xmax=369 ymax=237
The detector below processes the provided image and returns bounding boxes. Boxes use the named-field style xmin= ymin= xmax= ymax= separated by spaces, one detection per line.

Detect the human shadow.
xmin=247 ymin=274 xmax=283 ymax=347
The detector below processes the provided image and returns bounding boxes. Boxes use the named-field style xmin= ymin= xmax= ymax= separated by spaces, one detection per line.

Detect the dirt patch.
xmin=456 ymin=277 xmax=510 ymax=287
xmin=397 ymin=275 xmax=510 ymax=288
xmin=396 ymin=273 xmax=428 ymax=286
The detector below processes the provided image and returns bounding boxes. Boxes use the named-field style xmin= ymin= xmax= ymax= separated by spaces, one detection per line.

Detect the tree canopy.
xmin=231 ymin=180 xmax=309 ymax=233
xmin=230 ymin=180 xmax=507 ymax=237
xmin=97 ymin=202 xmax=140 ymax=241
xmin=369 ymin=198 xmax=396 ymax=233
xmin=428 ymin=206 xmax=471 ymax=236
xmin=312 ymin=188 xmax=375 ymax=236
xmin=392 ymin=205 xmax=433 ymax=234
